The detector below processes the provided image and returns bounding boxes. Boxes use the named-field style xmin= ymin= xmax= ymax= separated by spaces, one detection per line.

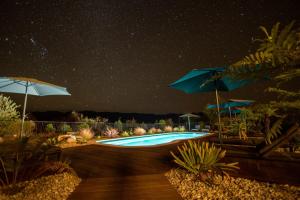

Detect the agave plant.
xmin=33 ymin=160 xmax=76 ymax=178
xmin=103 ymin=128 xmax=119 ymax=138
xmin=171 ymin=141 xmax=239 ymax=182
xmin=0 ymin=136 xmax=64 ymax=187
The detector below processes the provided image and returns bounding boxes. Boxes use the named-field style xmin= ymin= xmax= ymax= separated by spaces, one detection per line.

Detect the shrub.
xmin=156 ymin=128 xmax=162 ymax=133
xmin=60 ymin=124 xmax=72 ymax=133
xmin=148 ymin=127 xmax=157 ymax=134
xmin=120 ymin=131 xmax=130 ymax=137
xmin=158 ymin=119 xmax=166 ymax=129
xmin=166 ymin=118 xmax=174 ymax=127
xmin=103 ymin=128 xmax=119 ymax=138
xmin=0 ymin=94 xmax=20 ymax=121
xmin=47 ymin=137 xmax=58 ymax=145
xmin=134 ymin=127 xmax=146 ymax=136
xmin=125 ymin=118 xmax=137 ymax=129
xmin=45 ymin=123 xmax=56 ymax=133
xmin=0 ymin=120 xmax=36 ymax=137
xmin=0 ymin=137 xmax=75 ymax=187
xmin=114 ymin=119 xmax=123 ymax=131
xmin=79 ymin=128 xmax=94 ymax=140
xmin=179 ymin=126 xmax=186 ymax=132
xmin=164 ymin=126 xmax=173 ymax=132
xmin=78 ymin=123 xmax=89 ymax=130
xmin=171 ymin=141 xmax=239 ymax=183
xmin=140 ymin=122 xmax=148 ymax=130
xmin=199 ymin=121 xmax=205 ymax=129
xmin=128 ymin=129 xmax=134 ymax=136
xmin=173 ymin=127 xmax=179 ymax=132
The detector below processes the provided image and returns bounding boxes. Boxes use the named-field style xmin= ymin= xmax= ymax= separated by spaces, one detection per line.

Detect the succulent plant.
xmin=103 ymin=128 xmax=119 ymax=138
xmin=171 ymin=141 xmax=239 ymax=183
xmin=79 ymin=128 xmax=94 ymax=140
xmin=120 ymin=131 xmax=130 ymax=137
xmin=148 ymin=127 xmax=157 ymax=134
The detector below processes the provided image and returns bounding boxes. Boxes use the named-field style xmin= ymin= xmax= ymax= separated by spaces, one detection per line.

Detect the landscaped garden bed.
xmin=165 ymin=168 xmax=300 ymax=200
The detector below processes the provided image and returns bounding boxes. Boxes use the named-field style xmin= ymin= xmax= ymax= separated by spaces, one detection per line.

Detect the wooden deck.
xmin=62 ymin=143 xmax=184 ymax=200
xmin=63 ymin=137 xmax=300 ymax=199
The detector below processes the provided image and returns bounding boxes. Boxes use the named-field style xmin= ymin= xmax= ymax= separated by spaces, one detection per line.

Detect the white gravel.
xmin=0 ymin=173 xmax=81 ymax=200
xmin=165 ymin=169 xmax=300 ymax=200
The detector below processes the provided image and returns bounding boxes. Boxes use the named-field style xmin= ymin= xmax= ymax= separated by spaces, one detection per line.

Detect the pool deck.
xmin=63 ymin=143 xmax=184 ymax=200
xmin=63 ymin=135 xmax=300 ymax=200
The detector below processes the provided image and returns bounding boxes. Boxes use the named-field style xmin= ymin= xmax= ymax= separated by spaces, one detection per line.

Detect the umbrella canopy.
xmin=169 ymin=67 xmax=249 ymax=94
xmin=207 ymin=100 xmax=254 ymax=109
xmin=179 ymin=113 xmax=200 ymax=131
xmin=170 ymin=67 xmax=250 ymax=143
xmin=179 ymin=113 xmax=200 ymax=118
xmin=0 ymin=77 xmax=71 ymax=137
xmin=208 ymin=100 xmax=253 ymax=121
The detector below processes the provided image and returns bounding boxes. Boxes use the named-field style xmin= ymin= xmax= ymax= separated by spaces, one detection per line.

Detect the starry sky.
xmin=1 ymin=0 xmax=299 ymax=114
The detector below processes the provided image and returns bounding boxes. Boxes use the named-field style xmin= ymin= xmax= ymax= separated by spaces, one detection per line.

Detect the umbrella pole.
xmin=21 ymin=82 xmax=29 ymax=138
xmin=229 ymin=106 xmax=232 ymax=123
xmin=188 ymin=116 xmax=190 ymax=131
xmin=215 ymin=89 xmax=222 ymax=144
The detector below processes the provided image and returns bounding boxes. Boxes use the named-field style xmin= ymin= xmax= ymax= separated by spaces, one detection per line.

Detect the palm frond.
xmin=265 ymin=117 xmax=285 ymax=144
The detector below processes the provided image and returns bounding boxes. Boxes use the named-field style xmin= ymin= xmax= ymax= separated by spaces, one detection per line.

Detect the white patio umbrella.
xmin=179 ymin=113 xmax=200 ymax=131
xmin=0 ymin=77 xmax=71 ymax=137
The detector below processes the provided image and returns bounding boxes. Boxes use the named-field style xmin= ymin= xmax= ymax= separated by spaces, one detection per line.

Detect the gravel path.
xmin=165 ymin=169 xmax=300 ymax=200
xmin=0 ymin=173 xmax=81 ymax=200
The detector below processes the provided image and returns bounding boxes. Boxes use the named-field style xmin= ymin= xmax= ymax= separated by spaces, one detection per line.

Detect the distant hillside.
xmin=29 ymin=111 xmax=208 ymax=123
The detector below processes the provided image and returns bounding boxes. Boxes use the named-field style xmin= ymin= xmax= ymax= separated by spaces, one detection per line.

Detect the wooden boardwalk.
xmin=63 ymin=138 xmax=300 ymax=199
xmin=62 ymin=143 xmax=184 ymax=200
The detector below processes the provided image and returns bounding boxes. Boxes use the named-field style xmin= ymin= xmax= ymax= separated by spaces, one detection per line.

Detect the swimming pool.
xmin=97 ymin=132 xmax=209 ymax=147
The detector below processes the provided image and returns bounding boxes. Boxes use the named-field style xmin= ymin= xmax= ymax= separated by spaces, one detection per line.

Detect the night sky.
xmin=1 ymin=0 xmax=299 ymax=114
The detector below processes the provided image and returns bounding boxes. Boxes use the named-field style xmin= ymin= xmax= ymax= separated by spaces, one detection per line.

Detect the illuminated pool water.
xmin=97 ymin=132 xmax=209 ymax=147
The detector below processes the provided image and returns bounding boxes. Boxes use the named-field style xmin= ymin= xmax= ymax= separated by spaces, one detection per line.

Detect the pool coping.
xmin=95 ymin=132 xmax=215 ymax=148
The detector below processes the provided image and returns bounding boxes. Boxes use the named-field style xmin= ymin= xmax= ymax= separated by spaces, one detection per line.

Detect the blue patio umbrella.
xmin=207 ymin=99 xmax=254 ymax=120
xmin=169 ymin=67 xmax=250 ymax=142
xmin=0 ymin=77 xmax=71 ymax=137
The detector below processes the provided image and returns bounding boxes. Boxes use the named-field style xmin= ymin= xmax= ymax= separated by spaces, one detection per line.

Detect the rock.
xmin=165 ymin=169 xmax=300 ymax=200
xmin=0 ymin=173 xmax=81 ymax=200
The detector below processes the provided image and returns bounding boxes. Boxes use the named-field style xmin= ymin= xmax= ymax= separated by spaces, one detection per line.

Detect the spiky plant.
xmin=164 ymin=126 xmax=173 ymax=132
xmin=79 ymin=128 xmax=94 ymax=140
xmin=171 ymin=141 xmax=239 ymax=183
xmin=33 ymin=160 xmax=76 ymax=178
xmin=134 ymin=127 xmax=146 ymax=136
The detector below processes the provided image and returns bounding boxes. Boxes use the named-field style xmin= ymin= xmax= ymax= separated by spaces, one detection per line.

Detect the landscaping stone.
xmin=165 ymin=169 xmax=300 ymax=200
xmin=0 ymin=173 xmax=81 ymax=200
